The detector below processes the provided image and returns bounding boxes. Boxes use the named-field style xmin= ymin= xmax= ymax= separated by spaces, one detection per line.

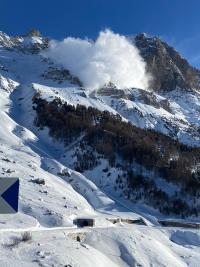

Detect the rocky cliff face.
xmin=134 ymin=33 xmax=200 ymax=91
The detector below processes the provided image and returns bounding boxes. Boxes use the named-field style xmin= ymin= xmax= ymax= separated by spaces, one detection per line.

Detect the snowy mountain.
xmin=1 ymin=30 xmax=200 ymax=266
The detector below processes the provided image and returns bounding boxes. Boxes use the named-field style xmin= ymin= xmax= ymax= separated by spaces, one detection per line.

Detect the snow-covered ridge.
xmin=0 ymin=30 xmax=48 ymax=52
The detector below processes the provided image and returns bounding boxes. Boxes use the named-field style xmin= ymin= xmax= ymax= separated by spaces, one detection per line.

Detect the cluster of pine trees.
xmin=33 ymin=94 xmax=200 ymax=216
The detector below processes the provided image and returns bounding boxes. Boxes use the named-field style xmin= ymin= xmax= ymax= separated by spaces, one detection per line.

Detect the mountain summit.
xmin=135 ymin=33 xmax=200 ymax=91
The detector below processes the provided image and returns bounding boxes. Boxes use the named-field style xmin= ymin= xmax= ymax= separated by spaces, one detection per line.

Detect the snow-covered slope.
xmin=29 ymin=67 xmax=200 ymax=148
xmin=0 ymin=31 xmax=200 ymax=266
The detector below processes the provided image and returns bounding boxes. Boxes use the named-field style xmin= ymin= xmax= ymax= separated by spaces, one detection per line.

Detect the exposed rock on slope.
xmin=135 ymin=33 xmax=200 ymax=91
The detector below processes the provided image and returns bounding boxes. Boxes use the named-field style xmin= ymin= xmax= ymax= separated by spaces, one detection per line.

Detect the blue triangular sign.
xmin=1 ymin=179 xmax=19 ymax=212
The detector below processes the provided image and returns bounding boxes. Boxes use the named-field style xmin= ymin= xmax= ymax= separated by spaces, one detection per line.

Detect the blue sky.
xmin=1 ymin=0 xmax=200 ymax=67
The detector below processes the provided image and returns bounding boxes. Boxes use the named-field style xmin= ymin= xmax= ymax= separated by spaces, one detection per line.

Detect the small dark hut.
xmin=73 ymin=218 xmax=95 ymax=227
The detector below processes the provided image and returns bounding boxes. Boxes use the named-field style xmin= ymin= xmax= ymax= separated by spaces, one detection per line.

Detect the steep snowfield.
xmin=0 ymin=34 xmax=200 ymax=266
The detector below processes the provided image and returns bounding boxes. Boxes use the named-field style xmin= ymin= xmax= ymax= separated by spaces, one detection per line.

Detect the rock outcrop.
xmin=134 ymin=33 xmax=200 ymax=91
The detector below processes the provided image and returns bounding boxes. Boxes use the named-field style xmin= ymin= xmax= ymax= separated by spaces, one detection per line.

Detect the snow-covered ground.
xmin=0 ymin=33 xmax=200 ymax=266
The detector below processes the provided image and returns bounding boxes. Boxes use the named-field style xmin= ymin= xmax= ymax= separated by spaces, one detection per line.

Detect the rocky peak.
xmin=134 ymin=33 xmax=200 ymax=91
xmin=0 ymin=30 xmax=48 ymax=53
xmin=25 ymin=28 xmax=41 ymax=37
xmin=0 ymin=31 xmax=20 ymax=47
xmin=0 ymin=31 xmax=10 ymax=46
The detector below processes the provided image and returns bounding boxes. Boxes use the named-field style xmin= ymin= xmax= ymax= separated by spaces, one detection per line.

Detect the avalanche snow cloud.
xmin=44 ymin=29 xmax=150 ymax=90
